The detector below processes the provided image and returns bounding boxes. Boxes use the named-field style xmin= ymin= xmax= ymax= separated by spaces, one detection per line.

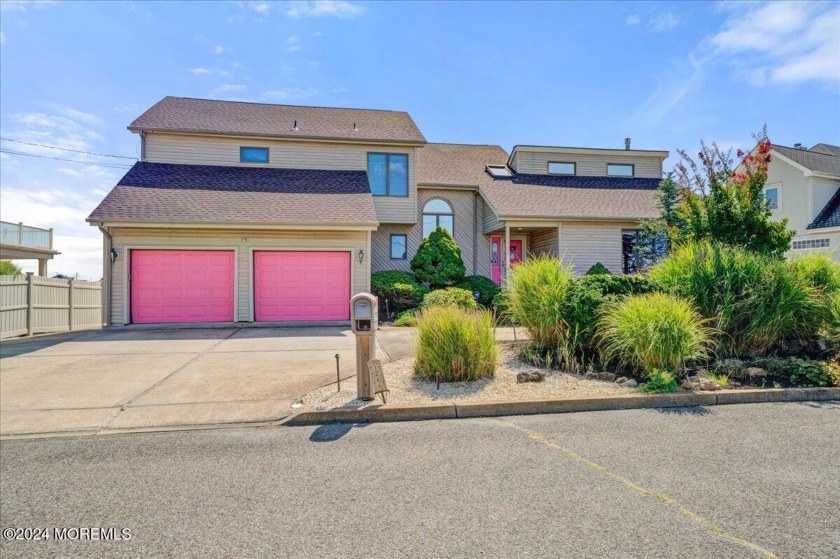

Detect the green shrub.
xmin=561 ymin=274 xmax=660 ymax=355
xmin=650 ymin=241 xmax=821 ymax=356
xmin=491 ymin=291 xmax=512 ymax=325
xmin=598 ymin=293 xmax=714 ymax=374
xmin=787 ymin=358 xmax=840 ymax=387
xmin=505 ymin=255 xmax=574 ymax=349
xmin=788 ymin=253 xmax=840 ymax=335
xmin=0 ymin=261 xmax=23 ymax=275
xmin=585 ymin=262 xmax=612 ymax=275
xmin=638 ymin=369 xmax=678 ymax=393
xmin=410 ymin=227 xmax=466 ymax=288
xmin=393 ymin=309 xmax=417 ymax=327
xmin=457 ymin=275 xmax=500 ymax=308
xmin=420 ymin=287 xmax=479 ymax=310
xmin=370 ymin=271 xmax=428 ymax=317
xmin=413 ymin=306 xmax=497 ymax=382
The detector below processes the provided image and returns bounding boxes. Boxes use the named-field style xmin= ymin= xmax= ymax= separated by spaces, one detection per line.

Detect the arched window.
xmin=422 ymin=199 xmax=454 ymax=237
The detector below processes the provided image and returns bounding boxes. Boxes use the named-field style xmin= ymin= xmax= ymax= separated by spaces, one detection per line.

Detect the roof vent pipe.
xmin=351 ymin=123 xmax=357 ymax=133
xmin=292 ymin=120 xmax=299 ymax=131
xmin=625 ymin=138 xmax=631 ymax=150
xmin=794 ymin=143 xmax=803 ymax=149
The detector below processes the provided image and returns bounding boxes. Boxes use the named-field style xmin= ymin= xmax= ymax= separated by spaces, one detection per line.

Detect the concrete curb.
xmin=282 ymin=387 xmax=840 ymax=426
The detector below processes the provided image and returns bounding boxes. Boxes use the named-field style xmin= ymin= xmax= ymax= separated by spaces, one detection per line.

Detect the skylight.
xmin=486 ymin=165 xmax=513 ymax=178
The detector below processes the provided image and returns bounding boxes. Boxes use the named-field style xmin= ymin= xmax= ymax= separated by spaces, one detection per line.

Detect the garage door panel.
xmin=254 ymin=251 xmax=350 ymax=321
xmin=131 ymin=250 xmax=235 ymax=324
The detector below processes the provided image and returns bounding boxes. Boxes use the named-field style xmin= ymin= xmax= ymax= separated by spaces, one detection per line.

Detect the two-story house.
xmin=88 ymin=97 xmax=668 ymax=326
xmin=759 ymin=143 xmax=840 ymax=258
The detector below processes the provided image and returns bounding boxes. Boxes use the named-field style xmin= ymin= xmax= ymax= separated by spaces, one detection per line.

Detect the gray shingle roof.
xmin=88 ymin=162 xmax=378 ymax=226
xmin=129 ymin=96 xmax=427 ymax=144
xmin=774 ymin=145 xmax=840 ymax=177
xmin=807 ymin=187 xmax=840 ymax=230
xmin=417 ymin=143 xmax=510 ymax=186
xmin=810 ymin=143 xmax=840 ymax=157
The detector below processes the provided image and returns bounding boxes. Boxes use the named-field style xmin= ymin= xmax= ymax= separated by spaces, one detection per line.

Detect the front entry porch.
xmin=487 ymin=221 xmax=561 ymax=286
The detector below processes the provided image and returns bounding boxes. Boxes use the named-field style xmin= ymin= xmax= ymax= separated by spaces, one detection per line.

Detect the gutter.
xmin=127 ymin=127 xmax=427 ymax=147
xmin=97 ymin=223 xmax=113 ymax=328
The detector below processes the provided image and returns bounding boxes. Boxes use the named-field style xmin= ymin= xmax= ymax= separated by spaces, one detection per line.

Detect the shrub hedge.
xmin=420 ymin=287 xmax=479 ymax=310
xmin=371 ymin=270 xmax=429 ymax=318
xmin=457 ymin=275 xmax=500 ymax=308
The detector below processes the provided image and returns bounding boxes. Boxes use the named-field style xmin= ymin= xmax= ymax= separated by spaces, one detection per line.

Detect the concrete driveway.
xmin=0 ymin=326 xmax=413 ymax=437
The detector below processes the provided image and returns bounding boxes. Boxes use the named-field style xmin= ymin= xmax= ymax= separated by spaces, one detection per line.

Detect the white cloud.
xmin=648 ymin=12 xmax=679 ymax=31
xmin=261 ymin=87 xmax=321 ymax=102
xmin=215 ymin=83 xmax=248 ymax=92
xmin=712 ymin=1 xmax=840 ymax=85
xmin=313 ymin=31 xmax=324 ymax=37
xmin=251 ymin=1 xmax=270 ymax=14
xmin=628 ymin=54 xmax=706 ymax=127
xmin=188 ymin=67 xmax=213 ymax=75
xmin=214 ymin=45 xmax=232 ymax=54
xmin=287 ymin=35 xmax=301 ymax=52
xmin=0 ymin=0 xmax=56 ymax=12
xmin=287 ymin=1 xmax=364 ymax=19
xmin=626 ymin=14 xmax=640 ymax=26
xmin=0 ymin=30 xmax=6 ymax=44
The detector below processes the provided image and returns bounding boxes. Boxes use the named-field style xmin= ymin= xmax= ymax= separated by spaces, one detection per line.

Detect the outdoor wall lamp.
xmin=358 ymin=249 xmax=365 ymax=264
xmin=110 ymin=248 xmax=119 ymax=264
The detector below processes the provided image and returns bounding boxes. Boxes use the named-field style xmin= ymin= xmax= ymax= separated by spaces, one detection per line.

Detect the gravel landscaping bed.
xmin=297 ymin=341 xmax=630 ymax=411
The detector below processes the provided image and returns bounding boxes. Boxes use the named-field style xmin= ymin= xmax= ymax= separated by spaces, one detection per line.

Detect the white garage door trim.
xmin=124 ymin=246 xmax=239 ymax=324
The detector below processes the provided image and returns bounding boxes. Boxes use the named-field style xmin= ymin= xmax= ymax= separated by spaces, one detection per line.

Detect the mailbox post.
xmin=350 ymin=293 xmax=378 ymax=400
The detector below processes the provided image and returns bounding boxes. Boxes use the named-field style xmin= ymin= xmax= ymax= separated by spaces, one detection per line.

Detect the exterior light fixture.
xmin=358 ymin=249 xmax=365 ymax=263
xmin=110 ymin=248 xmax=119 ymax=263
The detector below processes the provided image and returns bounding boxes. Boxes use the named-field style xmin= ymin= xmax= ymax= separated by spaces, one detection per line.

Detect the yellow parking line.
xmin=509 ymin=423 xmax=780 ymax=559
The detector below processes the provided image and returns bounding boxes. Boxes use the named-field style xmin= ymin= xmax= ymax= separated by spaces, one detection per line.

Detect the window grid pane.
xmin=241 ymin=147 xmax=269 ymax=163
xmin=608 ymin=164 xmax=634 ymax=177
xmin=390 ymin=234 xmax=407 ymax=259
xmin=389 ymin=154 xmax=408 ymax=196
xmin=368 ymin=153 xmax=387 ymax=195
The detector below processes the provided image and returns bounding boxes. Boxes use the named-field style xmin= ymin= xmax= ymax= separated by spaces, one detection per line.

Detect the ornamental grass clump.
xmin=505 ymin=255 xmax=574 ymax=349
xmin=598 ymin=292 xmax=714 ymax=375
xmin=413 ymin=306 xmax=497 ymax=382
xmin=649 ymin=241 xmax=820 ymax=357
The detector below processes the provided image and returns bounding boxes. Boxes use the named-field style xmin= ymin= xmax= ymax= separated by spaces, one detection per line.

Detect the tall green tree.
xmin=658 ymin=128 xmax=794 ymax=258
xmin=410 ymin=227 xmax=466 ymax=288
xmin=0 ymin=261 xmax=23 ymax=275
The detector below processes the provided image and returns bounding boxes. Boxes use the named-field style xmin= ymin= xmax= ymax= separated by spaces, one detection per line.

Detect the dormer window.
xmin=548 ymin=162 xmax=576 ymax=175
xmin=607 ymin=163 xmax=634 ymax=177
xmin=486 ymin=165 xmax=513 ymax=178
xmin=240 ymin=147 xmax=269 ymax=163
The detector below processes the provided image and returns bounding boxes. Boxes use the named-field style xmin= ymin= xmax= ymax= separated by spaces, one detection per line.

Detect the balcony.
xmin=0 ymin=220 xmax=61 ymax=275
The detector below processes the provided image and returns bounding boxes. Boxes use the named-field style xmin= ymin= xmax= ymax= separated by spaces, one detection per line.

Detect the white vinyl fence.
xmin=0 ymin=274 xmax=103 ymax=339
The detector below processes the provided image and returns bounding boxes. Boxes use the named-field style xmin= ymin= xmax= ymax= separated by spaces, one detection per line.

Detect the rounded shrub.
xmin=457 ymin=275 xmax=500 ymax=308
xmin=420 ymin=287 xmax=479 ymax=310
xmin=505 ymin=255 xmax=574 ymax=349
xmin=649 ymin=241 xmax=821 ymax=357
xmin=598 ymin=292 xmax=714 ymax=375
xmin=410 ymin=227 xmax=466 ymax=288
xmin=413 ymin=306 xmax=497 ymax=382
xmin=371 ymin=270 xmax=429 ymax=317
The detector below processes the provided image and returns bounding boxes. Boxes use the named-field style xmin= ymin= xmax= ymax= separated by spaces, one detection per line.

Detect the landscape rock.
xmin=517 ymin=371 xmax=546 ymax=383
xmin=698 ymin=378 xmax=722 ymax=391
xmin=614 ymin=376 xmax=629 ymax=384
xmin=597 ymin=372 xmax=616 ymax=382
xmin=745 ymin=367 xmax=766 ymax=378
xmin=619 ymin=379 xmax=638 ymax=388
xmin=683 ymin=381 xmax=700 ymax=390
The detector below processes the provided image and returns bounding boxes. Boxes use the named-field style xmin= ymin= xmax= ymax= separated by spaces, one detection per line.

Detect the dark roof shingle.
xmin=129 ymin=96 xmax=426 ymax=144
xmin=774 ymin=145 xmax=840 ymax=177
xmin=88 ymin=162 xmax=378 ymax=226
xmin=808 ymin=187 xmax=840 ymax=230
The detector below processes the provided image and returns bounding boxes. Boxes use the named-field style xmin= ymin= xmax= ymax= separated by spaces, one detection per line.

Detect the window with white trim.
xmin=422 ymin=199 xmax=454 ymax=238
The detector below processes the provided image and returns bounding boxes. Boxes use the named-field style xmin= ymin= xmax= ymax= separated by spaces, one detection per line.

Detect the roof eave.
xmin=87 ymin=219 xmax=379 ymax=230
xmin=127 ymin=126 xmax=427 ymax=146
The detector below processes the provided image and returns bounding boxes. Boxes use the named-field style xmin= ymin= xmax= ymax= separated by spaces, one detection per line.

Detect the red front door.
xmin=490 ymin=237 xmax=523 ymax=286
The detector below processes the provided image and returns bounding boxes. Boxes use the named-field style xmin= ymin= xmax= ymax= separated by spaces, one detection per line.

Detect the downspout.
xmin=98 ymin=223 xmax=113 ymax=328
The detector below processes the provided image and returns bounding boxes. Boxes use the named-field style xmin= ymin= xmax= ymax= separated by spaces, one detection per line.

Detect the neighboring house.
xmin=760 ymin=143 xmax=840 ymax=258
xmin=88 ymin=96 xmax=668 ymax=326
xmin=0 ymin=220 xmax=60 ymax=276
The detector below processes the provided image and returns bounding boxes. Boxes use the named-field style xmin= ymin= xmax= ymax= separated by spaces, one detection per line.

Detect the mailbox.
xmin=350 ymin=293 xmax=378 ymax=400
xmin=350 ymin=293 xmax=377 ymax=335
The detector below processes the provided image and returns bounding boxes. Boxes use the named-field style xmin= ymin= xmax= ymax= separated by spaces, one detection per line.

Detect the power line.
xmin=0 ymin=148 xmax=134 ymax=169
xmin=0 ymin=137 xmax=138 ymax=160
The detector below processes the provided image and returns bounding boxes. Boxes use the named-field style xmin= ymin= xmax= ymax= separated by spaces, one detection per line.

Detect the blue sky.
xmin=1 ymin=0 xmax=838 ymax=278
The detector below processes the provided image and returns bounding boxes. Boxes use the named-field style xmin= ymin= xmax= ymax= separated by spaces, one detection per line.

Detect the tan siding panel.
xmin=530 ymin=228 xmax=558 ymax=257
xmin=144 ymin=133 xmax=417 ymax=224
xmin=109 ymin=228 xmax=368 ymax=325
xmin=560 ymin=221 xmax=639 ymax=274
xmin=515 ymin=151 xmax=662 ymax=178
xmin=482 ymin=194 xmax=502 ymax=233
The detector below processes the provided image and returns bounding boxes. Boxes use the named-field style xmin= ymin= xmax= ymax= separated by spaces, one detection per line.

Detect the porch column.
xmin=557 ymin=222 xmax=563 ymax=259
xmin=38 ymin=259 xmax=47 ymax=276
xmin=504 ymin=222 xmax=511 ymax=285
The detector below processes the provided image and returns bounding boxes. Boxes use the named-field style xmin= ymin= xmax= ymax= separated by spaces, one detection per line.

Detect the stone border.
xmin=282 ymin=387 xmax=840 ymax=426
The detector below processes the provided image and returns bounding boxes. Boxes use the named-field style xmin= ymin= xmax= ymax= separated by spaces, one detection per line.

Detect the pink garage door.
xmin=130 ymin=250 xmax=235 ymax=324
xmin=254 ymin=251 xmax=350 ymax=321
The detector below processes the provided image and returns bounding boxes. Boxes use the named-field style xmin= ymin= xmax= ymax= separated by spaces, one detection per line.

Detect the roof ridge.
xmin=775 ymin=144 xmax=839 ymax=158
xmin=424 ymin=142 xmax=506 ymax=148
xmin=167 ymin=96 xmax=410 ymax=114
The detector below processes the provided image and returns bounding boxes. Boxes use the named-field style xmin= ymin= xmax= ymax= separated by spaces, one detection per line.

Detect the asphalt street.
xmin=1 ymin=402 xmax=838 ymax=558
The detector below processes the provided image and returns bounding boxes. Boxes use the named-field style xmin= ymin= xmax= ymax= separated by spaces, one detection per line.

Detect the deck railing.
xmin=0 ymin=220 xmax=53 ymax=250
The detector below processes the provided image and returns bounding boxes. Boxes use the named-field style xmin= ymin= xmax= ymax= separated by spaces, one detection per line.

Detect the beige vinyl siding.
xmin=530 ymin=228 xmax=558 ymax=257
xmin=514 ymin=150 xmax=662 ymax=178
xmin=482 ymin=194 xmax=502 ymax=234
xmin=509 ymin=151 xmax=519 ymax=173
xmin=108 ymin=227 xmax=369 ymax=325
xmin=559 ymin=221 xmax=639 ymax=274
xmin=144 ymin=132 xmax=417 ymax=224
xmin=371 ymin=188 xmax=490 ymax=277
xmin=474 ymin=197 xmax=492 ymax=278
